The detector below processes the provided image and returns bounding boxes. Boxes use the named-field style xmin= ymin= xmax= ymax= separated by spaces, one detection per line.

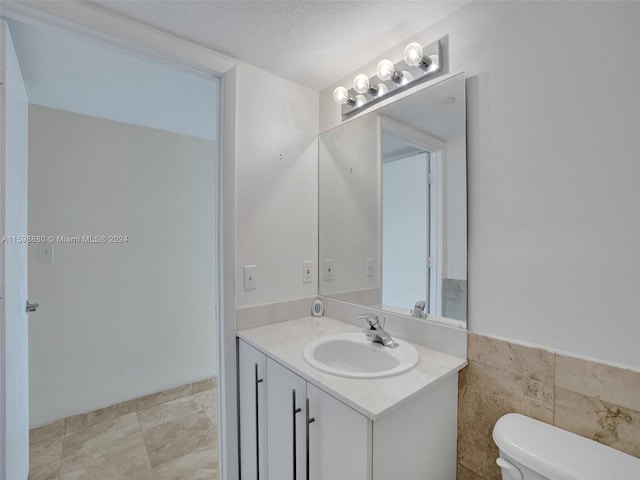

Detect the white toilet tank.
xmin=492 ymin=413 xmax=640 ymax=480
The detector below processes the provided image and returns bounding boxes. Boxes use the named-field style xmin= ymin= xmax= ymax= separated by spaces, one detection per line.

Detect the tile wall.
xmin=457 ymin=334 xmax=640 ymax=479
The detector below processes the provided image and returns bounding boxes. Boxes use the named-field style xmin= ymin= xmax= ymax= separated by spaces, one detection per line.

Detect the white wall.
xmin=235 ymin=63 xmax=319 ymax=308
xmin=8 ymin=18 xmax=219 ymax=142
xmin=320 ymin=1 xmax=640 ymax=370
xmin=445 ymin=136 xmax=466 ymax=281
xmin=318 ymin=113 xmax=380 ymax=298
xmin=28 ymin=106 xmax=217 ymax=426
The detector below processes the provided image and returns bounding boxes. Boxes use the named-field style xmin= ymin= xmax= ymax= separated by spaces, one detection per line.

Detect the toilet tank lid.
xmin=492 ymin=413 xmax=640 ymax=480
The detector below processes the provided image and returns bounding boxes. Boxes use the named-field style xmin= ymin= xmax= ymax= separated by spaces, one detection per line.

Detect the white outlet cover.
xmin=324 ymin=259 xmax=333 ymax=281
xmin=303 ymin=260 xmax=313 ymax=283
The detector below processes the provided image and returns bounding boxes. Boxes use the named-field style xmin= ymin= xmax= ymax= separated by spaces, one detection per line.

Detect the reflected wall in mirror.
xmin=319 ymin=73 xmax=467 ymax=325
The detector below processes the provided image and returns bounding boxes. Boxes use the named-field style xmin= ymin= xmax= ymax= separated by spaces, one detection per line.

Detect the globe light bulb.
xmin=403 ymin=42 xmax=424 ymax=67
xmin=355 ymin=95 xmax=367 ymax=107
xmin=353 ymin=74 xmax=371 ymax=94
xmin=376 ymin=59 xmax=397 ymax=82
xmin=333 ymin=86 xmax=350 ymax=105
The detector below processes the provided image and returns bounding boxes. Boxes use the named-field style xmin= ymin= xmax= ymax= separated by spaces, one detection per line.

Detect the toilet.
xmin=492 ymin=413 xmax=640 ymax=480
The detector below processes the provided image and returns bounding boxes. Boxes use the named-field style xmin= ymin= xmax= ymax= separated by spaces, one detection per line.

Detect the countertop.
xmin=237 ymin=316 xmax=467 ymax=420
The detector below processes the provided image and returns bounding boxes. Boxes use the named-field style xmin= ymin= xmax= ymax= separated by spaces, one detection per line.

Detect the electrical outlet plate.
xmin=324 ymin=259 xmax=333 ymax=281
xmin=366 ymin=258 xmax=374 ymax=278
xmin=303 ymin=260 xmax=313 ymax=283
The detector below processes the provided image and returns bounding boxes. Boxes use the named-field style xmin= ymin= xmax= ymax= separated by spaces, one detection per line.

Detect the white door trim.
xmin=0 ymin=2 xmax=239 ymax=478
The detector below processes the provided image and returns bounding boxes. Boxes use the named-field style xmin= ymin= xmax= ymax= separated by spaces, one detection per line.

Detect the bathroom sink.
xmin=302 ymin=333 xmax=419 ymax=379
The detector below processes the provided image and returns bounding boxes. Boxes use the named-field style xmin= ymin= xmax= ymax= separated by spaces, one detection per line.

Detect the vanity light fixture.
xmin=333 ymin=39 xmax=444 ymax=118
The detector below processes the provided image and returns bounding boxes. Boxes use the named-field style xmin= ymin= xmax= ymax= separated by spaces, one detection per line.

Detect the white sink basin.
xmin=302 ymin=333 xmax=419 ymax=379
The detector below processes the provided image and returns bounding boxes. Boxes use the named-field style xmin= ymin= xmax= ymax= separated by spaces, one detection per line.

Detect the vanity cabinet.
xmin=238 ymin=339 xmax=267 ymax=479
xmin=238 ymin=337 xmax=458 ymax=480
xmin=239 ymin=340 xmax=369 ymax=480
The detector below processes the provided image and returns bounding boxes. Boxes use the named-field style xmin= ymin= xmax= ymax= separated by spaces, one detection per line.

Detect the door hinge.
xmin=427 ymin=173 xmax=433 ymax=185
xmin=427 ymin=257 xmax=433 ymax=269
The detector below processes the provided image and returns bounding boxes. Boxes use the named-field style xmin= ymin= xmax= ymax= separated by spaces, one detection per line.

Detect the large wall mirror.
xmin=319 ymin=73 xmax=467 ymax=326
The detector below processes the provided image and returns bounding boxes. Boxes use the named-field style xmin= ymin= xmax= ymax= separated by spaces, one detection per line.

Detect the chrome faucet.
xmin=412 ymin=301 xmax=427 ymax=319
xmin=358 ymin=313 xmax=398 ymax=348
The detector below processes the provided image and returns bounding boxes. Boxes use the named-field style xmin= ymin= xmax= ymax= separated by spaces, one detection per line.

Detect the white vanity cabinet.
xmin=239 ymin=339 xmax=369 ymax=480
xmin=238 ymin=339 xmax=267 ymax=479
xmin=239 ymin=335 xmax=459 ymax=480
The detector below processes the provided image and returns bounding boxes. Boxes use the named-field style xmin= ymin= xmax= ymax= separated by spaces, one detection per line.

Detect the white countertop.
xmin=237 ymin=316 xmax=467 ymax=420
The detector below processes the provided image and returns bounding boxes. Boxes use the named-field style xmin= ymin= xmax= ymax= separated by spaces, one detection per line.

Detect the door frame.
xmin=0 ymin=2 xmax=239 ymax=478
xmin=380 ymin=115 xmax=446 ymax=316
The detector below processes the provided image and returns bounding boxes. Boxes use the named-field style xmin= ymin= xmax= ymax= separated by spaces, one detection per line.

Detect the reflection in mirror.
xmin=319 ymin=73 xmax=467 ymax=326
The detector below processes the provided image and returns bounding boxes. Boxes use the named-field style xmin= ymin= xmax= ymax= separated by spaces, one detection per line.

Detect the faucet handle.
xmin=412 ymin=301 xmax=427 ymax=318
xmin=358 ymin=313 xmax=380 ymax=328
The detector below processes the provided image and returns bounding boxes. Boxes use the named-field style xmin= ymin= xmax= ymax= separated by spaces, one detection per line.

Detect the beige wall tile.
xmin=460 ymin=334 xmax=640 ymax=479
xmin=457 ymin=463 xmax=486 ymax=480
xmin=135 ymin=384 xmax=193 ymax=411
xmin=65 ymin=399 xmax=137 ymax=434
xmin=555 ymin=387 xmax=640 ymax=458
xmin=556 ymin=355 xmax=640 ymax=413
xmin=138 ymin=397 xmax=203 ymax=430
xmin=468 ymin=334 xmax=555 ymax=384
xmin=30 ymin=420 xmax=65 ymax=446
xmin=458 ymin=378 xmax=516 ymax=480
xmin=192 ymin=377 xmax=217 ymax=394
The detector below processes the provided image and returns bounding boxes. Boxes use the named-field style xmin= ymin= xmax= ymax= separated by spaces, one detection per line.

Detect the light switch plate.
xmin=244 ymin=265 xmax=256 ymax=291
xmin=40 ymin=243 xmax=54 ymax=263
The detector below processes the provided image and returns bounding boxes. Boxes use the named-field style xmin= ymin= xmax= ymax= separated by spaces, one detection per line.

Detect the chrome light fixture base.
xmin=338 ymin=39 xmax=443 ymax=118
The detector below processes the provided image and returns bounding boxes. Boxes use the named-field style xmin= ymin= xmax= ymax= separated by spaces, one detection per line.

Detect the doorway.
xmin=5 ymin=17 xmax=222 ymax=480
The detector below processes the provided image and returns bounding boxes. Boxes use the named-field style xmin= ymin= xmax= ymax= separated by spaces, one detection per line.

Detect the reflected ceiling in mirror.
xmin=318 ymin=73 xmax=467 ymax=327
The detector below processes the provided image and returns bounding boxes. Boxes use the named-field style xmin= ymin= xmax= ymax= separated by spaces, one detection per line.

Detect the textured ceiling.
xmin=90 ymin=1 xmax=469 ymax=91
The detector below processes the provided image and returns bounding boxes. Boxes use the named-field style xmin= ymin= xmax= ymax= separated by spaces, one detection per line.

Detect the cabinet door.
xmin=239 ymin=339 xmax=267 ymax=480
xmin=266 ymin=358 xmax=307 ymax=480
xmin=307 ymin=383 xmax=371 ymax=480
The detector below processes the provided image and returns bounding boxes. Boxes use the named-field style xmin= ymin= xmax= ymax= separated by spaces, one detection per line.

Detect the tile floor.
xmin=28 ymin=381 xmax=218 ymax=480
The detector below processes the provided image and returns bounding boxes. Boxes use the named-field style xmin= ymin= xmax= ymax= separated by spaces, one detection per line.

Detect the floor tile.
xmin=142 ymin=410 xmax=216 ymax=468
xmin=152 ymin=447 xmax=218 ymax=480
xmin=62 ymin=412 xmax=140 ymax=458
xmin=191 ymin=389 xmax=217 ymax=409
xmin=30 ymin=436 xmax=64 ymax=471
xmin=30 ymin=381 xmax=219 ymax=480
xmin=30 ymin=420 xmax=65 ymax=446
xmin=60 ymin=430 xmax=153 ymax=480
xmin=28 ymin=459 xmax=60 ymax=480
